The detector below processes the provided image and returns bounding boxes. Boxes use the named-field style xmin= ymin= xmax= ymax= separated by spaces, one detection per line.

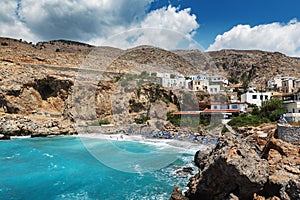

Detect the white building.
xmin=190 ymin=74 xmax=228 ymax=85
xmin=190 ymin=79 xmax=209 ymax=91
xmin=241 ymin=92 xmax=271 ymax=107
xmin=156 ymin=73 xmax=187 ymax=89
xmin=208 ymin=85 xmax=221 ymax=93
xmin=283 ymin=92 xmax=300 ymax=122
xmin=210 ymin=102 xmax=247 ymax=113
xmin=189 ymin=74 xmax=227 ymax=92
xmin=267 ymin=77 xmax=284 ymax=90
xmin=267 ymin=76 xmax=300 ymax=93
xmin=282 ymin=77 xmax=295 ymax=93
xmin=283 ymin=93 xmax=300 ymax=113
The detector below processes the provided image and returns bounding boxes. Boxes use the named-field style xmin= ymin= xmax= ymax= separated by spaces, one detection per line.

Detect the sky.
xmin=1 ymin=0 xmax=300 ymax=56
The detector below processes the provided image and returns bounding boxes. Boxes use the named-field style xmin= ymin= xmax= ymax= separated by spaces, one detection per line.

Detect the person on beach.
xmin=278 ymin=114 xmax=288 ymax=124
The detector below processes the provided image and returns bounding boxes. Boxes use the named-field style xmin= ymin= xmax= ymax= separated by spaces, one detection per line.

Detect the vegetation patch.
xmin=89 ymin=119 xmax=110 ymax=126
xmin=134 ymin=115 xmax=150 ymax=124
xmin=228 ymin=114 xmax=270 ymax=127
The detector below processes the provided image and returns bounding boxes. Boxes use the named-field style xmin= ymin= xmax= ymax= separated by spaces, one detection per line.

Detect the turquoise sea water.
xmin=0 ymin=136 xmax=197 ymax=200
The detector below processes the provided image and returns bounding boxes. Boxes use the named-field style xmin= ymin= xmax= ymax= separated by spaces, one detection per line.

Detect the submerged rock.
xmin=169 ymin=185 xmax=188 ymax=200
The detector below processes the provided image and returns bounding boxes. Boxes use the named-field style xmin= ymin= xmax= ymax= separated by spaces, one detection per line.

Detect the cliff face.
xmin=178 ymin=132 xmax=300 ymax=200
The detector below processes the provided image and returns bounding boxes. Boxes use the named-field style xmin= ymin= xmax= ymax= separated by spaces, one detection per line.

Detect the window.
xmin=265 ymin=95 xmax=268 ymax=100
xmin=260 ymin=95 xmax=263 ymax=100
xmin=232 ymin=105 xmax=238 ymax=109
xmin=213 ymin=106 xmax=218 ymax=109
xmin=252 ymin=95 xmax=257 ymax=99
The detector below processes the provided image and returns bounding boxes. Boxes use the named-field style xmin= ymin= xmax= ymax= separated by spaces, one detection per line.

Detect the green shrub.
xmin=89 ymin=119 xmax=110 ymax=126
xmin=228 ymin=114 xmax=270 ymax=127
xmin=222 ymin=125 xmax=229 ymax=133
xmin=167 ymin=111 xmax=181 ymax=126
xmin=260 ymin=98 xmax=285 ymax=122
xmin=134 ymin=115 xmax=150 ymax=124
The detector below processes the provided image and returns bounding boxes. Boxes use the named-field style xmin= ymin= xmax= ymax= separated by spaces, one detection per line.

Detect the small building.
xmin=156 ymin=73 xmax=187 ymax=89
xmin=189 ymin=74 xmax=228 ymax=85
xmin=283 ymin=92 xmax=300 ymax=113
xmin=241 ymin=91 xmax=271 ymax=107
xmin=201 ymin=108 xmax=240 ymax=119
xmin=209 ymin=102 xmax=246 ymax=113
xmin=189 ymin=79 xmax=209 ymax=91
xmin=267 ymin=77 xmax=283 ymax=90
xmin=282 ymin=77 xmax=295 ymax=93
xmin=208 ymin=85 xmax=221 ymax=93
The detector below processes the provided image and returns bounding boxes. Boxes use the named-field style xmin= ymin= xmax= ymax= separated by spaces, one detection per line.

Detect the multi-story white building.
xmin=208 ymin=85 xmax=221 ymax=93
xmin=156 ymin=73 xmax=187 ymax=89
xmin=282 ymin=77 xmax=295 ymax=93
xmin=283 ymin=92 xmax=300 ymax=122
xmin=190 ymin=74 xmax=228 ymax=84
xmin=267 ymin=77 xmax=284 ymax=90
xmin=189 ymin=74 xmax=228 ymax=91
xmin=267 ymin=76 xmax=300 ymax=93
xmin=190 ymin=79 xmax=209 ymax=91
xmin=241 ymin=91 xmax=271 ymax=107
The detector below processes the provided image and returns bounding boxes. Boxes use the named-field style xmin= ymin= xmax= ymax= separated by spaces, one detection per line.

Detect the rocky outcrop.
xmin=0 ymin=114 xmax=76 ymax=137
xmin=169 ymin=185 xmax=188 ymax=200
xmin=180 ymin=132 xmax=300 ymax=200
xmin=188 ymin=134 xmax=269 ymax=200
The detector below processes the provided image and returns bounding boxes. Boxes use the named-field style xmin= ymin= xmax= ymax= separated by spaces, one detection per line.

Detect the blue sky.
xmin=1 ymin=0 xmax=300 ymax=56
xmin=150 ymin=0 xmax=300 ymax=49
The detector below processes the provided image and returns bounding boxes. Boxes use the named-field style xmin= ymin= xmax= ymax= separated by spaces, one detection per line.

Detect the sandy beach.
xmin=77 ymin=133 xmax=211 ymax=154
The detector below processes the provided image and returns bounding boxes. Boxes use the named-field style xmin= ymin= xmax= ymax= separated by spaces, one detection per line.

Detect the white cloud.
xmin=208 ymin=19 xmax=300 ymax=57
xmin=0 ymin=0 xmax=200 ymax=49
xmin=141 ymin=5 xmax=199 ymax=39
xmin=0 ymin=0 xmax=38 ymax=42
xmin=101 ymin=5 xmax=200 ymax=49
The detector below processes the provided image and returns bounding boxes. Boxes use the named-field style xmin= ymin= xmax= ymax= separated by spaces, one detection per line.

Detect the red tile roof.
xmin=202 ymin=108 xmax=240 ymax=113
xmin=172 ymin=111 xmax=201 ymax=115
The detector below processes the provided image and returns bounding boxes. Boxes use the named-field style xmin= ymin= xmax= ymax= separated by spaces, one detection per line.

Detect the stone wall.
xmin=277 ymin=124 xmax=300 ymax=145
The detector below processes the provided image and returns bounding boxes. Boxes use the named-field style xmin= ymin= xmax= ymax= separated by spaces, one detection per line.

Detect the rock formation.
xmin=174 ymin=131 xmax=300 ymax=200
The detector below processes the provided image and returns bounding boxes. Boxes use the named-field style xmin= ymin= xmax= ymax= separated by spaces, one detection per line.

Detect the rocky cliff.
xmin=170 ymin=129 xmax=300 ymax=200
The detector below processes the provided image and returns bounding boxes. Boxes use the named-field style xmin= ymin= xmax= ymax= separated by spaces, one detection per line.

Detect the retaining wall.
xmin=277 ymin=124 xmax=300 ymax=145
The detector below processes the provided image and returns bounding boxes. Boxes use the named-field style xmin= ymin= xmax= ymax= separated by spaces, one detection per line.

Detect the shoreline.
xmin=4 ymin=132 xmax=213 ymax=155
xmin=77 ymin=133 xmax=212 ymax=154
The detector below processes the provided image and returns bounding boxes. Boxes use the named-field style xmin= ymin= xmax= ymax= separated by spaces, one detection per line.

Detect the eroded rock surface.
xmin=174 ymin=131 xmax=300 ymax=200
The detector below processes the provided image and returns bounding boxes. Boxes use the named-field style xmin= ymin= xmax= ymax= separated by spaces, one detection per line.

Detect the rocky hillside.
xmin=1 ymin=37 xmax=300 ymax=138
xmin=176 ymin=49 xmax=300 ymax=87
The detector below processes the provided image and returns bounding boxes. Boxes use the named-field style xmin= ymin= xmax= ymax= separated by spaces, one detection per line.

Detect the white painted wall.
xmin=241 ymin=92 xmax=271 ymax=107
